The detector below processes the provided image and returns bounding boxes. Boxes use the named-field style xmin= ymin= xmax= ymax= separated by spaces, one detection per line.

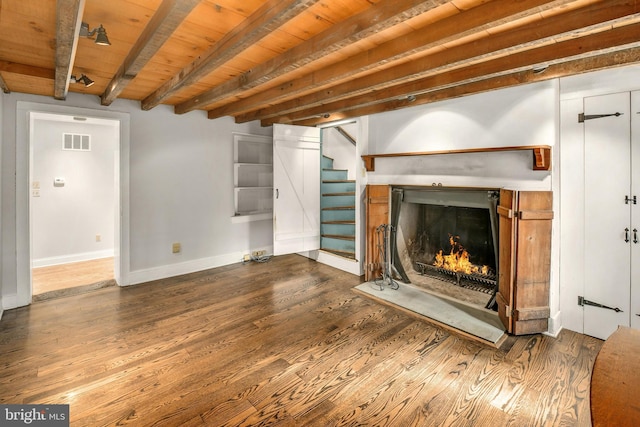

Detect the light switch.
xmin=54 ymin=177 xmax=65 ymax=187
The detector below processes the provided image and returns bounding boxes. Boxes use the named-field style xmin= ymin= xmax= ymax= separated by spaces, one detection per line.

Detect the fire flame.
xmin=433 ymin=234 xmax=489 ymax=276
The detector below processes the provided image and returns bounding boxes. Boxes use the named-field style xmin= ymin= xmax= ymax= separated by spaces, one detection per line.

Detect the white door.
xmin=273 ymin=124 xmax=321 ymax=256
xmin=631 ymin=90 xmax=640 ymax=330
xmin=583 ymin=92 xmax=631 ymax=340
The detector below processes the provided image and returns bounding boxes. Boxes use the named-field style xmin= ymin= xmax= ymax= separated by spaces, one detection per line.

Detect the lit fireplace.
xmin=390 ymin=186 xmax=500 ymax=309
xmin=433 ymin=234 xmax=490 ymax=276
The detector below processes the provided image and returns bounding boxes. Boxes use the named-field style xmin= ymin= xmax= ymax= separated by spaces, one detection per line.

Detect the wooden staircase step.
xmin=320 ymin=159 xmax=356 ymax=263
xmin=323 ymin=192 xmax=356 ymax=196
xmin=322 ymin=220 xmax=355 ymax=225
xmin=322 ymin=234 xmax=355 ymax=241
xmin=321 ymin=248 xmax=356 ymax=259
xmin=322 ymin=206 xmax=355 ymax=211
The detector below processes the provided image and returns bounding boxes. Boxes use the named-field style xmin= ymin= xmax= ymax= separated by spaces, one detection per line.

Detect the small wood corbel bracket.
xmin=532 ymin=147 xmax=551 ymax=171
xmin=362 ymin=156 xmax=375 ymax=172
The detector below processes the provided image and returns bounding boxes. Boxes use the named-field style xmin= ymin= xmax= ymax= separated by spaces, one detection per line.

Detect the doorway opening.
xmin=29 ymin=112 xmax=119 ymax=300
xmin=319 ymin=123 xmax=357 ymax=261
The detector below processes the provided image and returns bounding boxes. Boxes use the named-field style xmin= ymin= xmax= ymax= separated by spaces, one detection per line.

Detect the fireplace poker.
xmin=376 ymin=224 xmax=399 ymax=291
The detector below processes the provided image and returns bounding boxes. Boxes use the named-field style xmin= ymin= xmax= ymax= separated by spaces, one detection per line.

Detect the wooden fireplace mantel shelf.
xmin=361 ymin=145 xmax=552 ymax=172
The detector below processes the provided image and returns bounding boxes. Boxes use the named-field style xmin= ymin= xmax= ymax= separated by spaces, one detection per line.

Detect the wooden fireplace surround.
xmin=365 ymin=185 xmax=553 ymax=336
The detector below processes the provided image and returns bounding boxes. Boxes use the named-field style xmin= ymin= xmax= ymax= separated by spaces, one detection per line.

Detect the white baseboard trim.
xmin=1 ymin=292 xmax=19 ymax=313
xmin=271 ymin=249 xmax=362 ymax=277
xmin=543 ymin=311 xmax=563 ymax=338
xmin=33 ymin=250 xmax=115 ymax=268
xmin=316 ymin=251 xmax=361 ymax=276
xmin=124 ymin=248 xmax=272 ymax=286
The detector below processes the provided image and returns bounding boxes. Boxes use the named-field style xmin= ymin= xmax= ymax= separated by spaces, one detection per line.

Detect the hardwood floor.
xmin=0 ymin=254 xmax=602 ymax=426
xmin=32 ymin=257 xmax=115 ymax=295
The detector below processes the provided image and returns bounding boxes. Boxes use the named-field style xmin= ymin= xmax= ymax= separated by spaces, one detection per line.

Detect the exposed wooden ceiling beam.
xmin=244 ymin=4 xmax=640 ymax=124
xmin=54 ymin=0 xmax=85 ymax=100
xmin=141 ymin=0 xmax=320 ymax=111
xmin=206 ymin=0 xmax=576 ymax=120
xmin=5 ymin=0 xmax=637 ymax=122
xmin=292 ymin=47 xmax=640 ymax=127
xmin=175 ymin=0 xmax=450 ymax=115
xmin=101 ymin=0 xmax=201 ymax=106
xmin=0 ymin=74 xmax=10 ymax=94
xmin=264 ymin=37 xmax=639 ymax=125
xmin=274 ymin=33 xmax=640 ymax=125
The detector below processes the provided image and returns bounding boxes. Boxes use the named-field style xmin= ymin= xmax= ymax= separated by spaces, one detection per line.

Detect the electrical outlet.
xmin=96 ymin=234 xmax=101 ymax=242
xmin=252 ymin=250 xmax=266 ymax=257
xmin=243 ymin=254 xmax=251 ymax=262
xmin=172 ymin=242 xmax=181 ymax=253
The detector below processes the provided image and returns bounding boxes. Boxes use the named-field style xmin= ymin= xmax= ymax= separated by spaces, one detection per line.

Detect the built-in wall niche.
xmin=233 ymin=133 xmax=273 ymax=217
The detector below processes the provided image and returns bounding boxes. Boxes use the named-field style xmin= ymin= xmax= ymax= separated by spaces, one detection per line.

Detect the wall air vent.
xmin=62 ymin=133 xmax=91 ymax=151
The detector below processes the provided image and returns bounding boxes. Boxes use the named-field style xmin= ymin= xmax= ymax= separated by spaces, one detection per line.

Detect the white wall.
xmin=365 ymin=81 xmax=556 ymax=190
xmin=127 ymin=104 xmax=271 ymax=276
xmin=31 ymin=115 xmax=117 ymax=266
xmin=1 ymin=91 xmax=272 ymax=312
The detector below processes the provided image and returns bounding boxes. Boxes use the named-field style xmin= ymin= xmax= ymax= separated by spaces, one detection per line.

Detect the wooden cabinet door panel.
xmin=513 ymin=191 xmax=553 ymax=335
xmin=497 ymin=189 xmax=553 ymax=335
xmin=497 ymin=189 xmax=517 ymax=333
xmin=365 ymin=185 xmax=389 ymax=282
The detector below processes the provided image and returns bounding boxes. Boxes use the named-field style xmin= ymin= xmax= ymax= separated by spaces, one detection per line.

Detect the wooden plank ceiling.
xmin=1 ymin=0 xmax=639 ymax=126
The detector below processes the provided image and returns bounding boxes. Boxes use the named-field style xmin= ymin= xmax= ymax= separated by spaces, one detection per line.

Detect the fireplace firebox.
xmin=390 ymin=187 xmax=500 ymax=309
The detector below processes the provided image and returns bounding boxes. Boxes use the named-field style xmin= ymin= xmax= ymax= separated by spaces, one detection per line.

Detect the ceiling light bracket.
xmin=79 ymin=22 xmax=111 ymax=45
xmin=70 ymin=74 xmax=95 ymax=87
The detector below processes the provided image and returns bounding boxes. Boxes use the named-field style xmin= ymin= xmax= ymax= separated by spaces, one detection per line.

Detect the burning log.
xmin=433 ymin=234 xmax=490 ymax=277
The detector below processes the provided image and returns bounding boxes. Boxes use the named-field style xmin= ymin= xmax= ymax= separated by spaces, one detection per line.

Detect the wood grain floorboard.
xmin=32 ymin=257 xmax=115 ymax=295
xmin=0 ymin=254 xmax=602 ymax=426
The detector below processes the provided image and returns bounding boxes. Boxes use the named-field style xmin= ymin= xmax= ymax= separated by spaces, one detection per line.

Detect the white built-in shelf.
xmin=234 ymin=163 xmax=273 ymax=187
xmin=233 ymin=134 xmax=273 ymax=219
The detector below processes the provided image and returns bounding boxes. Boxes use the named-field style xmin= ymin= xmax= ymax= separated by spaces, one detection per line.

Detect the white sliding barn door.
xmin=273 ymin=124 xmax=321 ymax=256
